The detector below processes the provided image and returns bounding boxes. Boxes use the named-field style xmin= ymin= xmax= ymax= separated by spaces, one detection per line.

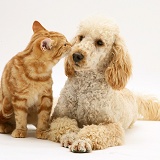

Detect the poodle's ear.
xmin=64 ymin=57 xmax=75 ymax=77
xmin=64 ymin=36 xmax=77 ymax=77
xmin=105 ymin=35 xmax=132 ymax=90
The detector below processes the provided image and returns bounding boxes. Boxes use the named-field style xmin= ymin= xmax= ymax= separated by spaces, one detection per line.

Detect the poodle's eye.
xmin=79 ymin=35 xmax=84 ymax=41
xmin=96 ymin=39 xmax=104 ymax=46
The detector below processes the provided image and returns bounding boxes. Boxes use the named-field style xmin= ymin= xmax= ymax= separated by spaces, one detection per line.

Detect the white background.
xmin=0 ymin=0 xmax=160 ymax=98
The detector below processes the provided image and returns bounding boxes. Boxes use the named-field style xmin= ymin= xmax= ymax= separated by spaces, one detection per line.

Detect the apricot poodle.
xmin=48 ymin=16 xmax=160 ymax=153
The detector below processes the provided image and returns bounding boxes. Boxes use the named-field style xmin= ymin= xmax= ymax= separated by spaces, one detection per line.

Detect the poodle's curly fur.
xmin=48 ymin=16 xmax=160 ymax=153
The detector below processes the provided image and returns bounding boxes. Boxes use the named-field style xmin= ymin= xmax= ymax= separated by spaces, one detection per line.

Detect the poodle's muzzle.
xmin=70 ymin=48 xmax=87 ymax=69
xmin=73 ymin=52 xmax=84 ymax=63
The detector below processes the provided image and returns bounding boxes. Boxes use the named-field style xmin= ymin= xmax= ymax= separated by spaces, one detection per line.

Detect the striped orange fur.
xmin=0 ymin=21 xmax=71 ymax=138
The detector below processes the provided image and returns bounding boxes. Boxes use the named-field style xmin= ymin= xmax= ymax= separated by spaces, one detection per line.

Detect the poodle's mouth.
xmin=74 ymin=64 xmax=91 ymax=71
xmin=74 ymin=62 xmax=84 ymax=70
xmin=75 ymin=62 xmax=80 ymax=67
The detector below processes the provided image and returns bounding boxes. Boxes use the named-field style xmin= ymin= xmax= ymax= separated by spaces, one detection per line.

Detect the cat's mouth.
xmin=52 ymin=46 xmax=71 ymax=60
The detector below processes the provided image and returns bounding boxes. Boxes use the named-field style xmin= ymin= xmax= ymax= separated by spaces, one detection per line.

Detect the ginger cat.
xmin=0 ymin=21 xmax=71 ymax=139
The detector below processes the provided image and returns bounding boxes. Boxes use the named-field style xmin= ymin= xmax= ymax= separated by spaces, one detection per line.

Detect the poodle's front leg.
xmin=69 ymin=122 xmax=125 ymax=153
xmin=48 ymin=117 xmax=79 ymax=143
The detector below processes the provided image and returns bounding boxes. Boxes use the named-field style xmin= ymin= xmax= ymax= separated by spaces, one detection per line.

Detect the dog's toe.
xmin=69 ymin=138 xmax=92 ymax=153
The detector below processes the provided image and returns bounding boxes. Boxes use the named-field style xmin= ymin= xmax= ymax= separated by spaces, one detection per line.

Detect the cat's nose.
xmin=73 ymin=53 xmax=84 ymax=62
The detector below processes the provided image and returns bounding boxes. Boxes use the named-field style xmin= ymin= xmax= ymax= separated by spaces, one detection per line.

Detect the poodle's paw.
xmin=0 ymin=123 xmax=14 ymax=134
xmin=60 ymin=132 xmax=77 ymax=148
xmin=11 ymin=129 xmax=27 ymax=138
xmin=69 ymin=138 xmax=92 ymax=153
xmin=36 ymin=129 xmax=48 ymax=139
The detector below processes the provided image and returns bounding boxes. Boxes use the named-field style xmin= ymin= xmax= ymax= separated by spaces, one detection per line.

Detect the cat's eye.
xmin=79 ymin=35 xmax=84 ymax=41
xmin=96 ymin=39 xmax=104 ymax=46
xmin=64 ymin=43 xmax=67 ymax=46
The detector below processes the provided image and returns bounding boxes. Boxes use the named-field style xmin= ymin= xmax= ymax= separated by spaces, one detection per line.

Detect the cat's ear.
xmin=32 ymin=21 xmax=46 ymax=33
xmin=40 ymin=38 xmax=54 ymax=51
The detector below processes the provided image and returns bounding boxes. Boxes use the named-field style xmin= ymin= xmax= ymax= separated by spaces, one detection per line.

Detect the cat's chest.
xmin=26 ymin=81 xmax=52 ymax=107
xmin=27 ymin=89 xmax=39 ymax=107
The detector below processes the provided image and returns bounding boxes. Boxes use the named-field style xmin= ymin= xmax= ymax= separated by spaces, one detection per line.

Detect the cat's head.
xmin=26 ymin=21 xmax=71 ymax=66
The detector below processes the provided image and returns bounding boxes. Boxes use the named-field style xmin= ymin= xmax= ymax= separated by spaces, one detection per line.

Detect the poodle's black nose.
xmin=73 ymin=53 xmax=84 ymax=62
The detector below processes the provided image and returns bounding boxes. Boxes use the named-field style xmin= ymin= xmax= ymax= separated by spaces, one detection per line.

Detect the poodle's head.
xmin=65 ymin=16 xmax=132 ymax=90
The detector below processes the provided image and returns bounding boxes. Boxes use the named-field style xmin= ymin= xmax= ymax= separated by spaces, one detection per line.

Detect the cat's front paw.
xmin=36 ymin=129 xmax=48 ymax=139
xmin=69 ymin=138 xmax=92 ymax=153
xmin=11 ymin=129 xmax=27 ymax=138
xmin=60 ymin=132 xmax=77 ymax=148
